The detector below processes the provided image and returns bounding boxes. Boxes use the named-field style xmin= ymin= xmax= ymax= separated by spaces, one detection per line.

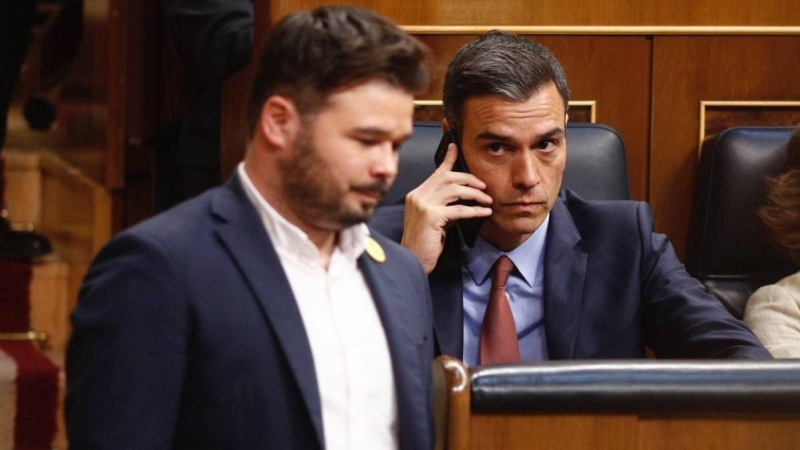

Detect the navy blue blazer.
xmin=370 ymin=190 xmax=770 ymax=360
xmin=66 ymin=174 xmax=434 ymax=449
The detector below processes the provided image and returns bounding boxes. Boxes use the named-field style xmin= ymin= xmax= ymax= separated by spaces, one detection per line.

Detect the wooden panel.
xmin=40 ymin=153 xmax=112 ymax=319
xmin=49 ymin=0 xmax=120 ymax=189
xmin=220 ymin=0 xmax=272 ymax=179
xmin=700 ymin=101 xmax=800 ymax=154
xmin=107 ymin=0 xmax=126 ymax=190
xmin=467 ymin=413 xmax=800 ymax=450
xmin=638 ymin=416 xmax=800 ymax=450
xmin=470 ymin=414 xmax=639 ymax=450
xmin=3 ymin=151 xmax=42 ymax=227
xmin=30 ymin=257 xmax=71 ymax=352
xmin=650 ymin=36 xmax=800 ymax=258
xmin=267 ymin=1 xmax=800 ymax=26
xmin=220 ymin=68 xmax=255 ymax=181
xmin=414 ymin=35 xmax=651 ymax=200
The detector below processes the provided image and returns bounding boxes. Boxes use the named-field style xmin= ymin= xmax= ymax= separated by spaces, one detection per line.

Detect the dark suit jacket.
xmin=66 ymin=174 xmax=434 ymax=449
xmin=370 ymin=190 xmax=770 ymax=360
xmin=161 ymin=0 xmax=253 ymax=169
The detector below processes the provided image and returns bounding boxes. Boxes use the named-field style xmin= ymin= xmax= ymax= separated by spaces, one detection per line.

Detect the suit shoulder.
xmin=118 ymin=188 xmax=219 ymax=243
xmin=560 ymin=190 xmax=650 ymax=230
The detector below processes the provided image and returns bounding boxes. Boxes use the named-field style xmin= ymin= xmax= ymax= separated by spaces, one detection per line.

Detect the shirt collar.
xmin=237 ymin=163 xmax=368 ymax=263
xmin=462 ymin=213 xmax=550 ymax=287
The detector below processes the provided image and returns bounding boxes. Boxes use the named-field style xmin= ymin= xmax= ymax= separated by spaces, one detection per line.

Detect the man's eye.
xmin=487 ymin=143 xmax=504 ymax=153
xmin=537 ymin=140 xmax=557 ymax=152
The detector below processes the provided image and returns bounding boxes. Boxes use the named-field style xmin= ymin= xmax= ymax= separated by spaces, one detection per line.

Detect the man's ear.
xmin=565 ymin=112 xmax=569 ymax=124
xmin=441 ymin=118 xmax=450 ymax=133
xmin=258 ymin=95 xmax=300 ymax=150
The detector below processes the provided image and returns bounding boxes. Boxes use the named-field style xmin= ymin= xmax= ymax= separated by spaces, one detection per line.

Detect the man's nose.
xmin=371 ymin=142 xmax=399 ymax=180
xmin=511 ymin=152 xmax=541 ymax=189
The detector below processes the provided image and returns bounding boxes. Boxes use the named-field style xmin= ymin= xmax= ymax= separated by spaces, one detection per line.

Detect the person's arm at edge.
xmin=745 ymin=282 xmax=800 ymax=358
xmin=161 ymin=0 xmax=253 ymax=85
xmin=637 ymin=202 xmax=772 ymax=359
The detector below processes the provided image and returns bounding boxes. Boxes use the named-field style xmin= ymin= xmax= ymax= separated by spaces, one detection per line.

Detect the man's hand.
xmin=401 ymin=143 xmax=493 ymax=274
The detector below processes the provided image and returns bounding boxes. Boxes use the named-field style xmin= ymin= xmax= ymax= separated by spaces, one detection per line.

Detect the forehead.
xmin=462 ymin=84 xmax=566 ymax=135
xmin=315 ymin=79 xmax=415 ymax=131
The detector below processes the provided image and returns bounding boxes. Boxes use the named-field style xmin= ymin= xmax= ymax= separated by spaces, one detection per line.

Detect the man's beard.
xmin=279 ymin=129 xmax=390 ymax=231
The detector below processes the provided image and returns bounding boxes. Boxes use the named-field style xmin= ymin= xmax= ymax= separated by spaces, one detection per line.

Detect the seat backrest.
xmin=381 ymin=121 xmax=630 ymax=207
xmin=434 ymin=355 xmax=800 ymax=450
xmin=686 ymin=126 xmax=800 ymax=318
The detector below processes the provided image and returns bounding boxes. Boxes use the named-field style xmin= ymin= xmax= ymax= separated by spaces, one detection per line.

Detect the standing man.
xmin=371 ymin=30 xmax=770 ymax=365
xmin=66 ymin=6 xmax=434 ymax=449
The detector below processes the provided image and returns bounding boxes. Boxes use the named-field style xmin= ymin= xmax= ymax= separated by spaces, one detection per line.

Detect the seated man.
xmin=371 ymin=30 xmax=770 ymax=365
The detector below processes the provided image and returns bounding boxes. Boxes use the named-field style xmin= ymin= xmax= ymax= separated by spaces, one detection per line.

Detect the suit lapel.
xmin=210 ymin=176 xmax=324 ymax=447
xmin=543 ymin=198 xmax=588 ymax=359
xmin=429 ymin=231 xmax=464 ymax=358
xmin=358 ymin=240 xmax=427 ymax=450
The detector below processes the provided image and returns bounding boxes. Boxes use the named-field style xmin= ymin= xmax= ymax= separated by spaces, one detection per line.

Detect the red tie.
xmin=480 ymin=255 xmax=520 ymax=365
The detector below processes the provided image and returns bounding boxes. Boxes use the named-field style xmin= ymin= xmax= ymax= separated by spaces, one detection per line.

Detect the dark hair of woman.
xmin=759 ymin=125 xmax=800 ymax=264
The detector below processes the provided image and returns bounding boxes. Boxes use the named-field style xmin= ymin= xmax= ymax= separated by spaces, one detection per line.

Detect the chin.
xmin=335 ymin=208 xmax=372 ymax=228
xmin=495 ymin=215 xmax=546 ymax=236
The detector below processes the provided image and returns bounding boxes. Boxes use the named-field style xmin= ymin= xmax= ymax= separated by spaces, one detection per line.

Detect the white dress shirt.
xmin=238 ymin=164 xmax=398 ymax=450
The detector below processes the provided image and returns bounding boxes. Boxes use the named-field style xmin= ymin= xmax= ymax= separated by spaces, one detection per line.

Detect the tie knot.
xmin=492 ymin=255 xmax=514 ymax=288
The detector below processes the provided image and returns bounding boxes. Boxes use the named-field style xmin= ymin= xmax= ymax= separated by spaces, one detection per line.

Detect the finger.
xmin=441 ymin=183 xmax=493 ymax=206
xmin=437 ymin=143 xmax=459 ymax=172
xmin=444 ymin=204 xmax=493 ymax=221
xmin=441 ymin=170 xmax=487 ymax=191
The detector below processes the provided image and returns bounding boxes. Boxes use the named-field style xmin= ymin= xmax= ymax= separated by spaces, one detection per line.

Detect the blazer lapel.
xmin=428 ymin=231 xmax=465 ymax=359
xmin=210 ymin=176 xmax=324 ymax=447
xmin=358 ymin=244 xmax=428 ymax=450
xmin=543 ymin=198 xmax=588 ymax=359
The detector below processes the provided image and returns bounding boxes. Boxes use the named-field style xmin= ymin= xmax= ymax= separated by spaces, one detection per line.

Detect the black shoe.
xmin=0 ymin=217 xmax=53 ymax=260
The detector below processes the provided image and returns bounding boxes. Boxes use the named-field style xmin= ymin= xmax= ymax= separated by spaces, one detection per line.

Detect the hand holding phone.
xmin=433 ymin=131 xmax=488 ymax=248
xmin=400 ymin=130 xmax=492 ymax=273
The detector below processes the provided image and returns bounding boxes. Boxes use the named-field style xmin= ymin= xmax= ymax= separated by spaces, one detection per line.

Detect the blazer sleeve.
xmin=636 ymin=203 xmax=772 ymax=359
xmin=744 ymin=279 xmax=800 ymax=358
xmin=161 ymin=0 xmax=253 ymax=85
xmin=66 ymin=231 xmax=189 ymax=449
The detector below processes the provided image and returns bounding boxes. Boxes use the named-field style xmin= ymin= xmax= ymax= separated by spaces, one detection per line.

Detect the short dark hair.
xmin=246 ymin=6 xmax=429 ymax=135
xmin=759 ymin=125 xmax=800 ymax=264
xmin=443 ymin=30 xmax=570 ymax=138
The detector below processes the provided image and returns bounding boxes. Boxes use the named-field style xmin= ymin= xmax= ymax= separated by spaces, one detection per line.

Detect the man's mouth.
xmin=352 ymin=182 xmax=389 ymax=201
xmin=499 ymin=199 xmax=547 ymax=212
xmin=502 ymin=199 xmax=547 ymax=207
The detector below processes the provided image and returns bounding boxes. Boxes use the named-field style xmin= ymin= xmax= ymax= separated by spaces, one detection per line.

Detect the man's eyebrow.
xmin=540 ymin=127 xmax=565 ymax=139
xmin=475 ymin=127 xmax=565 ymax=142
xmin=352 ymin=127 xmax=412 ymax=142
xmin=352 ymin=127 xmax=392 ymax=137
xmin=475 ymin=131 xmax=513 ymax=142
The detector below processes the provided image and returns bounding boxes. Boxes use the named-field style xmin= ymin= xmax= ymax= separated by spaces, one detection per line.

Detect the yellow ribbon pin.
xmin=365 ymin=237 xmax=386 ymax=263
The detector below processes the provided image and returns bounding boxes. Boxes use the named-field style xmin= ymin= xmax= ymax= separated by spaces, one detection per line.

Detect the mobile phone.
xmin=434 ymin=131 xmax=486 ymax=248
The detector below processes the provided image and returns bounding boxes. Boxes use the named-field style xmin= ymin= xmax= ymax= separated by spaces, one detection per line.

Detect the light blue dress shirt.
xmin=461 ymin=214 xmax=550 ymax=366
